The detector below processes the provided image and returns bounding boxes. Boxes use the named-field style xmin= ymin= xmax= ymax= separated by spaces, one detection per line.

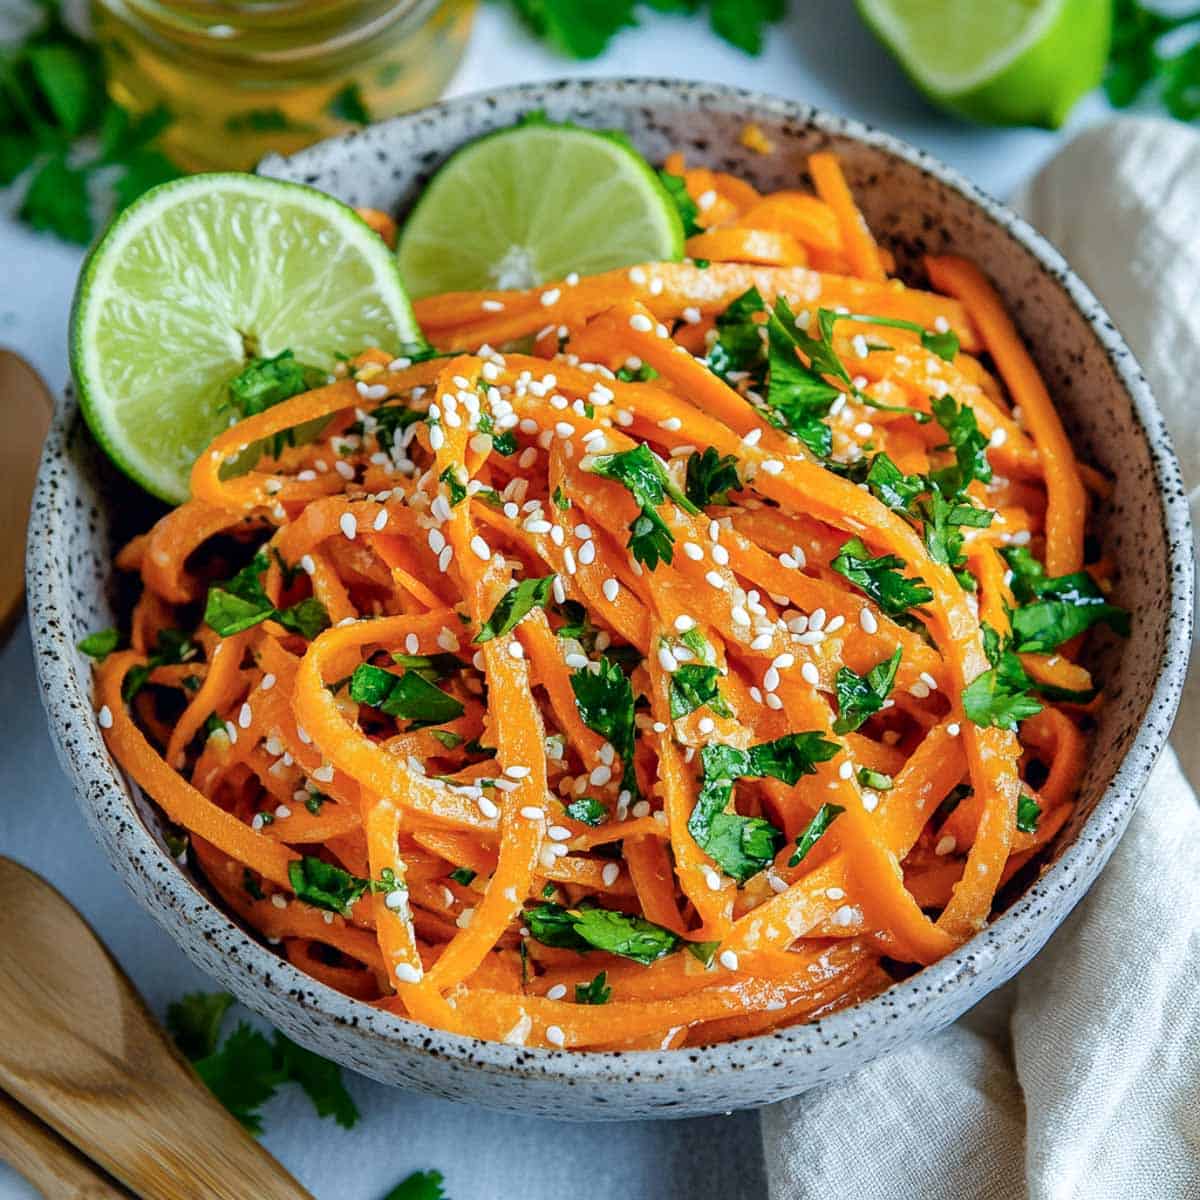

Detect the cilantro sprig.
xmin=570 ymin=656 xmax=638 ymax=795
xmin=833 ymin=647 xmax=901 ymax=734
xmin=588 ymin=444 xmax=699 ymax=569
xmin=669 ymin=661 xmax=733 ymax=721
xmin=962 ymin=625 xmax=1043 ymax=732
xmin=203 ymin=551 xmax=330 ymax=640
xmin=831 ymin=538 xmax=933 ymax=617
xmin=685 ymin=446 xmax=742 ymax=508
xmin=166 ymin=991 xmax=359 ymax=1134
xmin=475 ymin=575 xmax=555 ymax=643
xmin=526 ymin=901 xmax=679 ymax=964
xmin=689 ymin=733 xmax=839 ymax=883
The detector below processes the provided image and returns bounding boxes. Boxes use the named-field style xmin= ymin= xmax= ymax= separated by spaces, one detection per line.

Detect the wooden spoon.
xmin=0 ymin=857 xmax=315 ymax=1200
xmin=0 ymin=350 xmax=54 ymax=640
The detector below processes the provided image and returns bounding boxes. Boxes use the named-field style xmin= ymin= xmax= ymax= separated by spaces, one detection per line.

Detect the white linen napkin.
xmin=762 ymin=117 xmax=1200 ymax=1200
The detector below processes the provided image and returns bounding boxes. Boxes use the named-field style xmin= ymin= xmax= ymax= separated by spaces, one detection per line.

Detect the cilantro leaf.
xmin=658 ymin=169 xmax=702 ymax=237
xmin=1002 ymin=547 xmax=1130 ymax=652
xmin=831 ymin=537 xmax=933 ymax=616
xmin=564 ymin=796 xmax=607 ymax=826
xmin=507 ymin=0 xmax=637 ymax=57
xmin=762 ymin=297 xmax=842 ymax=456
xmin=475 ymin=575 xmax=555 ymax=643
xmin=382 ymin=1171 xmax=448 ymax=1200
xmin=669 ymin=662 xmax=732 ymax=720
xmin=122 ymin=627 xmax=196 ymax=702
xmin=275 ymin=596 xmax=331 ymax=641
xmin=1017 ymin=793 xmax=1042 ymax=834
xmin=274 ymin=1036 xmax=360 ymax=1130
xmin=20 ymin=154 xmax=91 ymax=244
xmin=326 ymin=82 xmax=370 ymax=124
xmin=707 ymin=0 xmax=785 ymax=54
xmin=439 ymin=465 xmax=467 ymax=506
xmin=788 ymin=802 xmax=845 ymax=867
xmin=861 ymin=452 xmax=926 ymax=513
xmin=349 ymin=663 xmax=465 ymax=727
xmin=685 ymin=447 xmax=741 ymax=507
xmin=575 ymin=970 xmax=612 ymax=1004
xmin=930 ymin=393 xmax=992 ymax=494
xmin=166 ymin=991 xmax=234 ymax=1060
xmin=26 ymin=43 xmax=102 ymax=137
xmin=449 ymin=867 xmax=477 ymax=886
xmin=706 ymin=285 xmax=768 ymax=383
xmin=78 ymin=628 xmax=120 ymax=661
xmin=833 ymin=647 xmax=901 ymax=734
xmin=837 ymin=311 xmax=959 ymax=362
xmin=962 ymin=625 xmax=1043 ymax=732
xmin=919 ymin=487 xmax=992 ymax=585
xmin=192 ymin=1023 xmax=279 ymax=1134
xmin=686 ymin=940 xmax=720 ymax=967
xmin=203 ymin=552 xmax=275 ymax=635
xmin=589 ymin=444 xmax=698 ymax=569
xmin=570 ymin=656 xmax=638 ymax=794
xmin=526 ymin=902 xmax=680 ymax=964
xmin=689 ymin=734 xmax=838 ymax=882
xmin=288 ymin=856 xmax=370 ymax=916
xmin=227 ymin=350 xmax=318 ymax=418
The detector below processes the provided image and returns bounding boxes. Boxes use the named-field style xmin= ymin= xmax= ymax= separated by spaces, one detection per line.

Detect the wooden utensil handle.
xmin=0 ymin=1088 xmax=132 ymax=1199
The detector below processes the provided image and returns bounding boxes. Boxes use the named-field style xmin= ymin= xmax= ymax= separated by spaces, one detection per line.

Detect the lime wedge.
xmin=396 ymin=120 xmax=685 ymax=299
xmin=71 ymin=173 xmax=421 ymax=504
xmin=856 ymin=0 xmax=1111 ymax=129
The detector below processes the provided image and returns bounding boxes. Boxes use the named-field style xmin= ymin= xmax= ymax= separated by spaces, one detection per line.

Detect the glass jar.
xmin=91 ymin=0 xmax=476 ymax=171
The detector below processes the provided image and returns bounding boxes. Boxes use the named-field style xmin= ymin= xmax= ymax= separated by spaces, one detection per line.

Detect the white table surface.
xmin=0 ymin=4 xmax=1115 ymax=1197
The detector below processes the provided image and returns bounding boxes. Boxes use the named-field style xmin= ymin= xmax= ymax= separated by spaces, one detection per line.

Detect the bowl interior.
xmin=30 ymin=79 xmax=1192 ymax=1120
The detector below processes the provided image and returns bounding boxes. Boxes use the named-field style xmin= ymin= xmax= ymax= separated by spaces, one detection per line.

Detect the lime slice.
xmin=71 ymin=173 xmax=421 ymax=504
xmin=856 ymin=0 xmax=1111 ymax=129
xmin=396 ymin=120 xmax=685 ymax=299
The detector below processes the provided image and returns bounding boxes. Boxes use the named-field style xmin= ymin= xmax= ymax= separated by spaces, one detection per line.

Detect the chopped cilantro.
xmin=78 ymin=627 xmax=120 ymax=661
xmin=382 ymin=1171 xmax=447 ymax=1200
xmin=349 ymin=663 xmax=465 ymax=727
xmin=439 ymin=465 xmax=467 ymax=506
xmin=836 ymin=311 xmax=959 ymax=362
xmin=475 ymin=575 xmax=556 ymax=643
xmin=227 ymin=350 xmax=320 ymax=418
xmin=685 ymin=446 xmax=742 ymax=507
xmin=1017 ymin=793 xmax=1042 ymax=834
xmin=564 ymin=796 xmax=607 ymax=826
xmin=788 ymin=803 xmax=845 ymax=867
xmin=121 ymin=628 xmax=196 ymax=702
xmin=204 ymin=551 xmax=329 ymax=640
xmin=833 ymin=647 xmax=901 ymax=733
xmin=570 ymin=656 xmax=638 ymax=795
xmin=449 ymin=867 xmax=477 ymax=886
xmin=575 ymin=970 xmax=612 ymax=1005
xmin=961 ymin=625 xmax=1043 ymax=732
xmin=669 ymin=662 xmax=732 ymax=720
xmin=686 ymin=940 xmax=721 ymax=967
xmin=588 ymin=444 xmax=698 ymax=569
xmin=857 ymin=767 xmax=893 ymax=791
xmin=326 ymin=81 xmax=370 ymax=124
xmin=526 ymin=902 xmax=679 ymax=964
xmin=288 ymin=856 xmax=369 ymax=917
xmin=831 ymin=538 xmax=933 ymax=616
xmin=658 ymin=169 xmax=702 ymax=236
xmin=929 ymin=393 xmax=992 ymax=494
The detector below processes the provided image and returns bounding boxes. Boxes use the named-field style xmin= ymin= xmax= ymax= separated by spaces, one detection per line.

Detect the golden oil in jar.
xmin=91 ymin=0 xmax=476 ymax=171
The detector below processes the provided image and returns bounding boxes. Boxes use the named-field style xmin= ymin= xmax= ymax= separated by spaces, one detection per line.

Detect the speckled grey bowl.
xmin=28 ymin=79 xmax=1193 ymax=1120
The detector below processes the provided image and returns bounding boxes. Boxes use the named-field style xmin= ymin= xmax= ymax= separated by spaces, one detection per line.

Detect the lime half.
xmin=857 ymin=0 xmax=1111 ymax=129
xmin=71 ymin=173 xmax=421 ymax=504
xmin=397 ymin=120 xmax=685 ymax=299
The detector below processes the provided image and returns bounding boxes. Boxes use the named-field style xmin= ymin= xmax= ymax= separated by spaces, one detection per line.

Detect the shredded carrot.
xmin=90 ymin=148 xmax=1116 ymax=1049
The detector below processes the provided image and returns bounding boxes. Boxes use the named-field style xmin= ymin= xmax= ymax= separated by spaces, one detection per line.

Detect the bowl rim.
xmin=30 ymin=77 xmax=1194 ymax=1091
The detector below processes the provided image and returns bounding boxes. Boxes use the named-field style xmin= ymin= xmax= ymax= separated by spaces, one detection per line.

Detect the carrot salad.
xmin=88 ymin=150 xmax=1127 ymax=1050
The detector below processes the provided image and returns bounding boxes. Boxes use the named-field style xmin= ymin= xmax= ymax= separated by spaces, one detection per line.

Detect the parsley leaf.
xmin=833 ymin=647 xmax=901 ymax=734
xmin=831 ymin=537 xmax=933 ymax=616
xmin=658 ymin=169 xmax=702 ymax=236
xmin=685 ymin=447 xmax=741 ymax=507
xmin=861 ymin=452 xmax=927 ymax=514
xmin=689 ymin=734 xmax=838 ymax=882
xmin=589 ymin=444 xmax=698 ymax=569
xmin=570 ymin=656 xmax=638 ymax=795
xmin=1017 ymin=793 xmax=1042 ymax=834
xmin=669 ymin=662 xmax=732 ymax=720
xmin=382 ymin=1171 xmax=448 ymax=1200
xmin=288 ymin=856 xmax=370 ymax=917
xmin=575 ymin=970 xmax=612 ymax=1005
xmin=78 ymin=627 xmax=120 ymax=661
xmin=349 ymin=663 xmax=465 ymax=727
xmin=788 ymin=802 xmax=845 ymax=867
xmin=762 ymin=297 xmax=842 ymax=456
xmin=1002 ymin=547 xmax=1130 ymax=652
xmin=961 ymin=625 xmax=1043 ymax=731
xmin=564 ymin=796 xmax=607 ymax=826
xmin=918 ymin=487 xmax=993 ymax=586
xmin=475 ymin=575 xmax=555 ymax=643
xmin=526 ymin=902 xmax=680 ymax=964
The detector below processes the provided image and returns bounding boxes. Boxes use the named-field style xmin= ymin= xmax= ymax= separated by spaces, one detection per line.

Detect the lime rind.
xmin=71 ymin=172 xmax=421 ymax=504
xmin=396 ymin=121 xmax=685 ymax=299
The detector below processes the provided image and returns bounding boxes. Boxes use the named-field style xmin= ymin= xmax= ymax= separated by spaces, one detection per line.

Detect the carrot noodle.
xmin=92 ymin=149 xmax=1116 ymax=1049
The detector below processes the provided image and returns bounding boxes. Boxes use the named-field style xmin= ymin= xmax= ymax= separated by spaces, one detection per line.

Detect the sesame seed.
xmin=547 ymin=825 xmax=571 ymax=842
xmin=920 ymin=671 xmax=939 ymax=690
xmin=730 ymin=605 xmax=751 ymax=627
xmin=271 ymin=892 xmax=287 ymax=908
xmin=629 ymin=313 xmax=654 ymax=333
xmin=947 ymin=722 xmax=961 ymax=736
xmin=508 ymin=641 xmax=525 ymax=660
xmin=718 ymin=949 xmax=739 ymax=971
xmin=339 ymin=512 xmax=357 ymax=540
xmin=478 ymin=795 xmax=500 ymax=819
xmin=826 ymin=887 xmax=845 ymax=901
xmin=470 ymin=535 xmax=492 ymax=561
xmin=934 ymin=315 xmax=950 ymax=333
xmin=590 ymin=764 xmax=613 ymax=787
xmin=238 ymin=703 xmax=252 ymax=729
xmin=602 ymin=862 xmax=620 ymax=886
xmin=703 ymin=867 xmax=723 ymax=891
xmin=438 ymin=545 xmax=454 ymax=573
xmin=936 ymin=835 xmax=957 ymax=856
xmin=763 ymin=666 xmax=780 ymax=692
xmin=546 ymin=1025 xmax=566 ymax=1047
xmin=429 ymin=425 xmax=445 ymax=451
xmin=858 ymin=608 xmax=878 ymax=635
xmin=505 ymin=764 xmax=531 ymax=780
xmin=697 ymin=716 xmax=715 ymax=736
xmin=838 ymin=760 xmax=853 ymax=780
xmin=428 ymin=528 xmax=446 ymax=554
xmin=705 ymin=570 xmax=726 ymax=590
xmin=395 ymin=962 xmax=422 ymax=983
xmin=825 ymin=614 xmax=846 ymax=633
xmin=658 ymin=645 xmax=679 ymax=674
xmin=832 ymin=905 xmax=856 ymax=927
xmin=555 ymin=421 xmax=574 ymax=439
xmin=564 ymin=652 xmax=589 ymax=670
xmin=520 ymin=805 xmax=544 ymax=821
xmin=578 ymin=540 xmax=596 ymax=566
xmin=658 ymin=416 xmax=682 ymax=431
xmin=711 ymin=544 xmax=730 ymax=566
xmin=541 ymin=288 xmax=561 ymax=306
xmin=602 ymin=578 xmax=620 ymax=602
xmin=751 ymin=633 xmax=773 ymax=650
xmin=683 ymin=542 xmax=704 ymax=561
xmin=546 ymin=984 xmax=567 ymax=1001
xmin=801 ymin=662 xmax=820 ymax=686
xmin=97 ymin=705 xmax=113 ymax=729
xmin=741 ymin=427 xmax=763 ymax=447
xmin=682 ymin=306 xmax=702 ymax=324
xmin=761 ymin=459 xmax=784 ymax=475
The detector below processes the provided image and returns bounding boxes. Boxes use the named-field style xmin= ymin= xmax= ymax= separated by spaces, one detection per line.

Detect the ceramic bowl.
xmin=28 ymin=79 xmax=1193 ymax=1120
